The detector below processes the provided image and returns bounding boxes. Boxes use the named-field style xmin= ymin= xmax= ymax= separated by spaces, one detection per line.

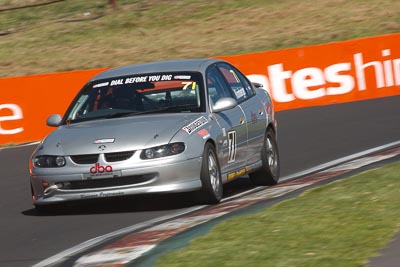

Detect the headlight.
xmin=33 ymin=155 xmax=66 ymax=167
xmin=140 ymin=142 xmax=185 ymax=159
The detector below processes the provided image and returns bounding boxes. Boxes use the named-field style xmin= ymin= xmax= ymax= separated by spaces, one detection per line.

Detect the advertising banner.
xmin=219 ymin=33 xmax=400 ymax=111
xmin=0 ymin=34 xmax=399 ymax=144
xmin=0 ymin=69 xmax=106 ymax=144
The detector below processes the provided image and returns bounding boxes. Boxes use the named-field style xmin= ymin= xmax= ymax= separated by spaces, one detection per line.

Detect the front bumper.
xmin=31 ymin=156 xmax=202 ymax=205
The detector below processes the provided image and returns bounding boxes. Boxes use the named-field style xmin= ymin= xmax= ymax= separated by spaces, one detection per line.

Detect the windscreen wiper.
xmin=157 ymin=104 xmax=198 ymax=112
xmin=104 ymin=111 xmax=149 ymax=118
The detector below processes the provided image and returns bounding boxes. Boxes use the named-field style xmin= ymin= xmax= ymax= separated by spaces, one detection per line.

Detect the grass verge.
xmin=0 ymin=142 xmax=16 ymax=148
xmin=156 ymin=162 xmax=400 ymax=267
xmin=1 ymin=0 xmax=400 ymax=77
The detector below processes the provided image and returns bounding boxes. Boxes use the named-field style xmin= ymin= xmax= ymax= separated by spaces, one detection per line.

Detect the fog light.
xmin=144 ymin=149 xmax=155 ymax=159
xmin=55 ymin=156 xmax=66 ymax=167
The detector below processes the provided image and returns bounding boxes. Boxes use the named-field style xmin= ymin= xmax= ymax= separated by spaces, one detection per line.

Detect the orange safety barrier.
xmin=0 ymin=34 xmax=399 ymax=145
xmin=219 ymin=33 xmax=400 ymax=111
xmin=0 ymin=69 xmax=106 ymax=144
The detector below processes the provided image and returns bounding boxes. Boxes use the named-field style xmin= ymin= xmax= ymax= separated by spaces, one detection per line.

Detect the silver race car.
xmin=30 ymin=59 xmax=279 ymax=210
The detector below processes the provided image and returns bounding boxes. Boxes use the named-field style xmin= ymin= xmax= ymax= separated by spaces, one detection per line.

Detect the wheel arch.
xmin=267 ymin=122 xmax=277 ymax=137
xmin=204 ymin=138 xmax=217 ymax=150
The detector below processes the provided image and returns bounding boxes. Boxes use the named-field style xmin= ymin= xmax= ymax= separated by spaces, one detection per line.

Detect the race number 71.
xmin=182 ymin=81 xmax=197 ymax=90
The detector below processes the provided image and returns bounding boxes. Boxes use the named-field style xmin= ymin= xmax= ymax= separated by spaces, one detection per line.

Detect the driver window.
xmin=217 ymin=63 xmax=254 ymax=102
xmin=206 ymin=65 xmax=233 ymax=105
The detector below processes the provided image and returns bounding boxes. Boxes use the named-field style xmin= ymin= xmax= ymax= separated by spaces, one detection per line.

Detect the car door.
xmin=216 ymin=63 xmax=267 ymax=165
xmin=206 ymin=65 xmax=248 ymax=176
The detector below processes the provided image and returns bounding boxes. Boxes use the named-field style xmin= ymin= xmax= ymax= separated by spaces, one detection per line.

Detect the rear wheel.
xmin=197 ymin=142 xmax=223 ymax=204
xmin=249 ymin=128 xmax=280 ymax=185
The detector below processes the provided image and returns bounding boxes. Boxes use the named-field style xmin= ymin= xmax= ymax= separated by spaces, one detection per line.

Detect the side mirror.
xmin=212 ymin=97 xmax=237 ymax=113
xmin=46 ymin=114 xmax=62 ymax=127
xmin=252 ymin=82 xmax=264 ymax=89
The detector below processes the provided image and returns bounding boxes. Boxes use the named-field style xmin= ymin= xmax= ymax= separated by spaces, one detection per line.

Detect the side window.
xmin=235 ymin=68 xmax=255 ymax=97
xmin=217 ymin=63 xmax=254 ymax=102
xmin=206 ymin=66 xmax=234 ymax=104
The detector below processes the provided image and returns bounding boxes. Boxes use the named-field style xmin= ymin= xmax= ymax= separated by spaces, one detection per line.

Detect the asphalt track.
xmin=0 ymin=95 xmax=399 ymax=267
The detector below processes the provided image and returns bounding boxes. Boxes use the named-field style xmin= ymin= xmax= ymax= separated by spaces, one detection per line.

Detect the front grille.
xmin=105 ymin=151 xmax=135 ymax=162
xmin=70 ymin=151 xmax=135 ymax=164
xmin=65 ymin=174 xmax=155 ymax=190
xmin=70 ymin=154 xmax=99 ymax=164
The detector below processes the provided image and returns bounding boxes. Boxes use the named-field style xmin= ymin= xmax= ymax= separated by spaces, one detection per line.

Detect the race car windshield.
xmin=64 ymin=72 xmax=205 ymax=123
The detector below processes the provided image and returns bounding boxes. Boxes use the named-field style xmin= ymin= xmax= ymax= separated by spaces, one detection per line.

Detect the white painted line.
xmin=223 ymin=140 xmax=400 ymax=203
xmin=74 ymin=245 xmax=156 ymax=267
xmin=72 ymin=183 xmax=320 ymax=266
xmin=147 ymin=213 xmax=228 ymax=232
xmin=322 ymin=154 xmax=398 ymax=172
xmin=232 ymin=184 xmax=312 ymax=202
xmin=280 ymin=140 xmax=400 ymax=182
xmin=32 ymin=205 xmax=206 ymax=267
xmin=32 ymin=140 xmax=400 ymax=267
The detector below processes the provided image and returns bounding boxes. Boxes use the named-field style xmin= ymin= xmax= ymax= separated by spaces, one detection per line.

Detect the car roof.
xmin=91 ymin=58 xmax=224 ymax=81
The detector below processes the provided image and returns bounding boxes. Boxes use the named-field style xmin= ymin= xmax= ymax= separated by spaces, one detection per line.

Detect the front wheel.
xmin=197 ymin=142 xmax=223 ymax=204
xmin=249 ymin=128 xmax=280 ymax=186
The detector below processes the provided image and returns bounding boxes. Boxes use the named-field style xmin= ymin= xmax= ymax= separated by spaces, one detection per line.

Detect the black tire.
xmin=249 ymin=128 xmax=280 ymax=186
xmin=197 ymin=142 xmax=223 ymax=204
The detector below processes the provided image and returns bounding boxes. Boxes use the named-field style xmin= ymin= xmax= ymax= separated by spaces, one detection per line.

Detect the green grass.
xmin=1 ymin=0 xmax=400 ymax=77
xmin=0 ymin=142 xmax=15 ymax=148
xmin=156 ymin=162 xmax=400 ymax=267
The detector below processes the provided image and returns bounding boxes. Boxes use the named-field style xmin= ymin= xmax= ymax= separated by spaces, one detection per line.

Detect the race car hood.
xmin=38 ymin=113 xmax=208 ymax=155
